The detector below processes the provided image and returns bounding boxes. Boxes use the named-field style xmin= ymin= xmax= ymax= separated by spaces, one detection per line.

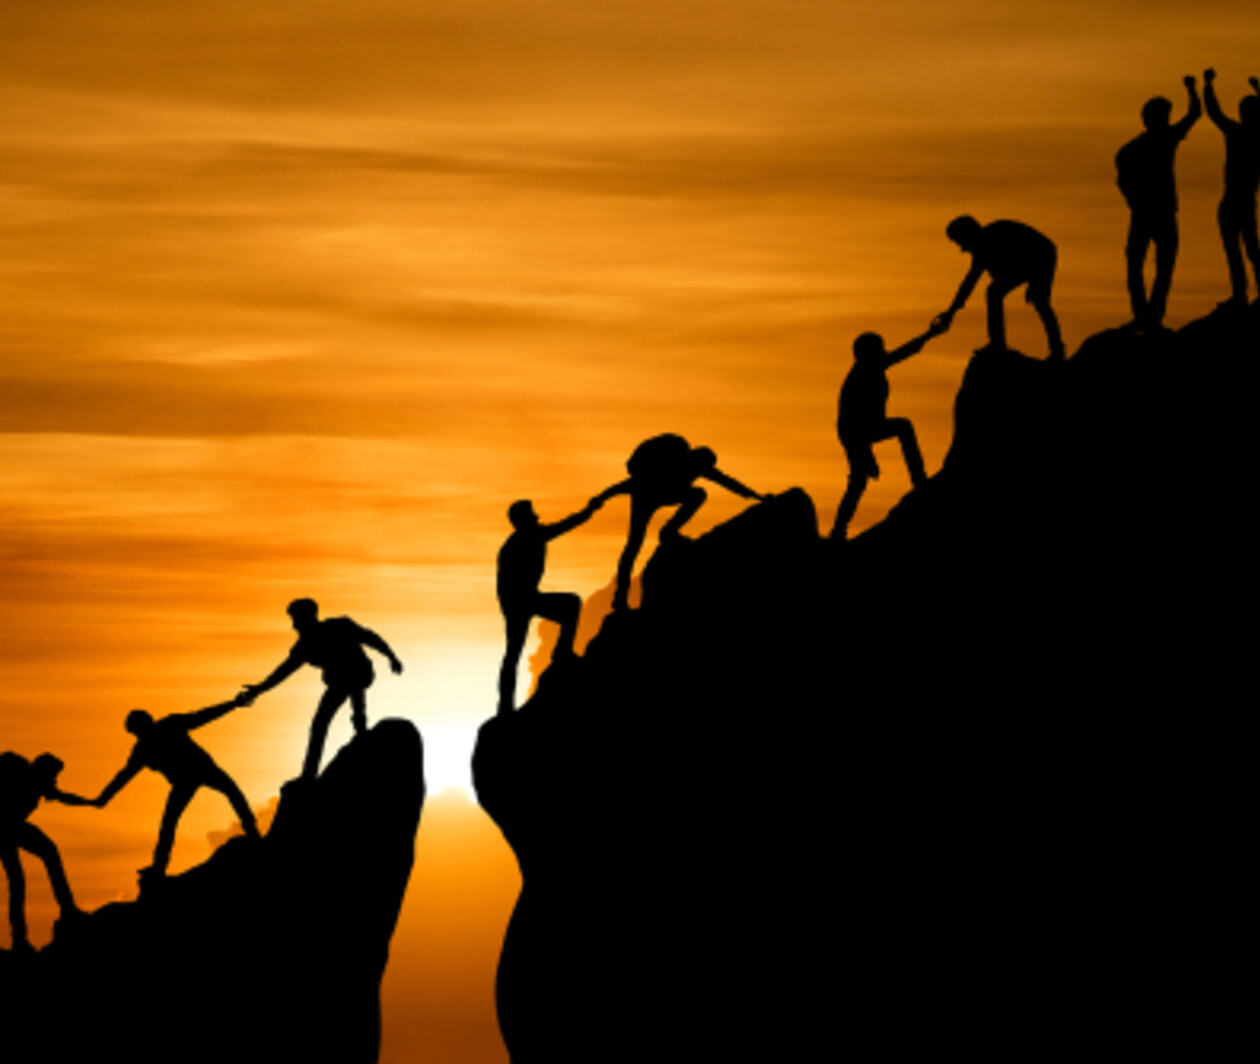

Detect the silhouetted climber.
xmin=1116 ymin=75 xmax=1202 ymax=329
xmin=496 ymin=497 xmax=603 ymax=714
xmin=830 ymin=323 xmax=944 ymax=541
xmin=1 ymin=752 xmax=90 ymax=953
xmin=240 ymin=599 xmax=403 ymax=779
xmin=93 ymin=700 xmax=259 ymax=886
xmin=934 ymin=216 xmax=1066 ymax=361
xmin=1203 ymin=69 xmax=1260 ymax=305
xmin=594 ymin=434 xmax=765 ymax=612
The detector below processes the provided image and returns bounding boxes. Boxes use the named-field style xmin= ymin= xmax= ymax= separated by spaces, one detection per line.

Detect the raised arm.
xmin=1203 ymin=68 xmax=1235 ymax=131
xmin=95 ymin=752 xmax=143 ymax=808
xmin=1173 ymin=75 xmax=1202 ymax=138
xmin=359 ymin=627 xmax=403 ymax=674
xmin=542 ymin=500 xmax=601 ymax=541
xmin=703 ymin=467 xmax=762 ymax=501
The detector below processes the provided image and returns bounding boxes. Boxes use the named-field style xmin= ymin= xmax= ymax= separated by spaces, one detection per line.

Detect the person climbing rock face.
xmin=593 ymin=434 xmax=765 ymax=612
xmin=1 ymin=752 xmax=92 ymax=953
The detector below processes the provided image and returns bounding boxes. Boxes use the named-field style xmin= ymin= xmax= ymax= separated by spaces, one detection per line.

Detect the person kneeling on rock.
xmin=91 ymin=698 xmax=260 ymax=890
xmin=594 ymin=434 xmax=766 ymax=612
xmin=1 ymin=752 xmax=92 ymax=954
xmin=830 ymin=322 xmax=943 ymax=541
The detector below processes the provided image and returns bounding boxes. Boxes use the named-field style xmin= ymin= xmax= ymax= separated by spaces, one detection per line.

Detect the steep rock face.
xmin=2 ymin=719 xmax=424 ymax=1064
xmin=476 ymin=306 xmax=1254 ymax=1061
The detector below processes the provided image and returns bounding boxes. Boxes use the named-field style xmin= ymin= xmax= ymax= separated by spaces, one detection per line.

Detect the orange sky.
xmin=2 ymin=3 xmax=1258 ymax=1060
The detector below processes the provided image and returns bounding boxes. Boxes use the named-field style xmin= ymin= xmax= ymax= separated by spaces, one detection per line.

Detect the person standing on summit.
xmin=1203 ymin=68 xmax=1260 ymax=306
xmin=239 ymin=599 xmax=404 ymax=780
xmin=1116 ymin=75 xmax=1202 ymax=330
xmin=933 ymin=215 xmax=1066 ymax=361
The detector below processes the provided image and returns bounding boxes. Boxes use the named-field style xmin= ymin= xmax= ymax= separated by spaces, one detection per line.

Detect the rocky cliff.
xmin=2 ymin=719 xmax=424 ymax=1064
xmin=476 ymin=304 xmax=1255 ymax=1061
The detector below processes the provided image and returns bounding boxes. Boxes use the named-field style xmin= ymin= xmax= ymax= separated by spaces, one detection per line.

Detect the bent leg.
xmin=614 ymin=497 xmax=656 ymax=610
xmin=880 ymin=418 xmax=927 ymax=487
xmin=18 ymin=823 xmax=77 ymax=915
xmin=2 ymin=843 xmax=28 ymax=946
xmin=304 ymin=687 xmax=350 ymax=779
xmin=660 ymin=486 xmax=707 ymax=540
xmin=497 ymin=611 xmax=531 ymax=713
xmin=206 ymin=770 xmax=260 ymax=840
xmin=152 ymin=784 xmax=197 ymax=876
xmin=536 ymin=592 xmax=583 ymax=659
xmin=1125 ymin=214 xmax=1151 ymax=321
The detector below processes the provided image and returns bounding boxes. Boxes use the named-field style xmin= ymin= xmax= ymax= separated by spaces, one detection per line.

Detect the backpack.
xmin=626 ymin=433 xmax=691 ymax=480
xmin=1115 ymin=137 xmax=1145 ymax=208
xmin=0 ymin=751 xmax=34 ymax=822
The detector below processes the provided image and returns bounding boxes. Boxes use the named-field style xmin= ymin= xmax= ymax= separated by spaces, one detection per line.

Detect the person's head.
xmin=287 ymin=597 xmax=319 ymax=632
xmin=1241 ymin=95 xmax=1260 ymax=129
xmin=688 ymin=446 xmax=717 ymax=474
xmin=1141 ymin=96 xmax=1173 ymax=130
xmin=853 ymin=331 xmax=886 ymax=362
xmin=125 ymin=709 xmax=154 ymax=736
xmin=32 ymin=753 xmax=64 ymax=786
xmin=945 ymin=214 xmax=982 ymax=251
xmin=507 ymin=500 xmax=538 ymax=530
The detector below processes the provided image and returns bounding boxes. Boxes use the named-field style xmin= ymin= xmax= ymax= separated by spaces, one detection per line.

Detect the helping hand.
xmin=390 ymin=657 xmax=404 ymax=676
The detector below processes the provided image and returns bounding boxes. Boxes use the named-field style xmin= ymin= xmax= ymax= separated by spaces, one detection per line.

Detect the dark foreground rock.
xmin=2 ymin=719 xmax=424 ymax=1064
xmin=476 ymin=304 xmax=1255 ymax=1061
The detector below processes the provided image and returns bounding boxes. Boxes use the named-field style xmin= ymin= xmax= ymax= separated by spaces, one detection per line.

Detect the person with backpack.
xmin=496 ymin=496 xmax=604 ymax=714
xmin=2 ymin=752 xmax=92 ymax=952
xmin=593 ymin=435 xmax=766 ymax=612
xmin=1115 ymin=75 xmax=1201 ymax=330
xmin=92 ymin=699 xmax=259 ymax=887
xmin=1203 ymin=68 xmax=1260 ymax=306
xmin=238 ymin=599 xmax=404 ymax=780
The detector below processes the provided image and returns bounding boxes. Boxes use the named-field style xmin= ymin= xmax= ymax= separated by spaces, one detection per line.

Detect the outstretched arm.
xmin=934 ymin=260 xmax=984 ymax=329
xmin=1203 ymin=69 xmax=1235 ymax=131
xmin=360 ymin=628 xmax=403 ymax=674
xmin=178 ymin=698 xmax=246 ymax=731
xmin=886 ymin=324 xmax=944 ymax=367
xmin=542 ymin=500 xmax=601 ymax=541
xmin=94 ymin=754 xmax=143 ymax=808
xmin=591 ymin=479 xmax=633 ymax=505
xmin=1173 ymin=75 xmax=1202 ymax=138
xmin=703 ymin=468 xmax=762 ymax=501
xmin=240 ymin=651 xmax=303 ymax=703
xmin=47 ymin=787 xmax=96 ymax=807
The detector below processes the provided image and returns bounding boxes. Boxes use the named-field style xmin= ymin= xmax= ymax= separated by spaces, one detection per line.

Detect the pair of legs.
xmin=497 ymin=592 xmax=583 ymax=714
xmin=303 ymin=684 xmax=369 ymax=780
xmin=151 ymin=768 xmax=260 ymax=876
xmin=1126 ymin=210 xmax=1179 ymax=325
xmin=613 ymin=486 xmax=706 ymax=611
xmin=986 ymin=262 xmax=1065 ymax=361
xmin=2 ymin=823 xmax=79 ymax=948
xmin=830 ymin=423 xmax=926 ymax=539
xmin=1218 ymin=195 xmax=1260 ymax=302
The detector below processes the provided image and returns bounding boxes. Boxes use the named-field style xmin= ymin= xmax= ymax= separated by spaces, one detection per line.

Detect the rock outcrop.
xmin=2 ymin=719 xmax=424 ymax=1064
xmin=476 ymin=304 xmax=1255 ymax=1061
